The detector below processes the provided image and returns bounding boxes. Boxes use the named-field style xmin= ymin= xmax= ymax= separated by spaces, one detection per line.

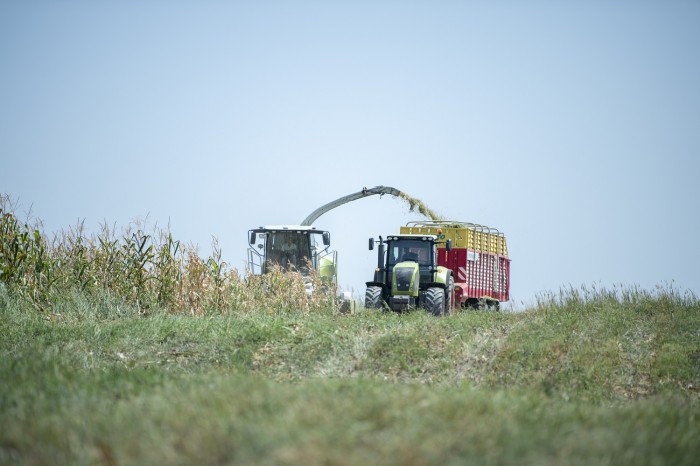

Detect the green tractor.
xmin=365 ymin=234 xmax=455 ymax=316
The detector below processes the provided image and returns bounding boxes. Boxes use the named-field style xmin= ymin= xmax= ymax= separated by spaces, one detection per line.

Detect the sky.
xmin=2 ymin=1 xmax=699 ymax=309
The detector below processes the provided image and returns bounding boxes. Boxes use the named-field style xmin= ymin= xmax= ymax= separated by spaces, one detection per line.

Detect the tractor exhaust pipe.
xmin=375 ymin=236 xmax=384 ymax=282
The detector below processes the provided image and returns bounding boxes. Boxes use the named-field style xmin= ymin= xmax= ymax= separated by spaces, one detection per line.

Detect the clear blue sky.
xmin=2 ymin=1 xmax=699 ymax=308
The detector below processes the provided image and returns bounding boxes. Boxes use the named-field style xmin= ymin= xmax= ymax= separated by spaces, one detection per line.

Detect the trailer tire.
xmin=365 ymin=286 xmax=384 ymax=309
xmin=484 ymin=298 xmax=500 ymax=311
xmin=425 ymin=287 xmax=446 ymax=316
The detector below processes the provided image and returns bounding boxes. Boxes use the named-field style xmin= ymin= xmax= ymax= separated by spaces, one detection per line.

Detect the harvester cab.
xmin=247 ymin=225 xmax=337 ymax=288
xmin=365 ymin=234 xmax=455 ymax=316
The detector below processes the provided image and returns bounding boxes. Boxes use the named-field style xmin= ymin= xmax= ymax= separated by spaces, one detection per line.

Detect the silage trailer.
xmin=400 ymin=221 xmax=510 ymax=310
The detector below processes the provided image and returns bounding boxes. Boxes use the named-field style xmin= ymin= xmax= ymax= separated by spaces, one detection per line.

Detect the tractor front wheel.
xmin=425 ymin=287 xmax=446 ymax=316
xmin=365 ymin=286 xmax=384 ymax=309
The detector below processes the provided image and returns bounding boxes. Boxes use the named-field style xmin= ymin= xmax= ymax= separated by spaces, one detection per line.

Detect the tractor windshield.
xmin=388 ymin=240 xmax=432 ymax=266
xmin=265 ymin=231 xmax=313 ymax=271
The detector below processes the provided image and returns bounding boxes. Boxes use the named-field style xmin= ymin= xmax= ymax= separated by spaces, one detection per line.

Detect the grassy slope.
xmin=1 ymin=286 xmax=698 ymax=466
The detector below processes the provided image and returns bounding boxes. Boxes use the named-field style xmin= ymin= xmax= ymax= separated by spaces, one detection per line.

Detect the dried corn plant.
xmin=0 ymin=194 xmax=337 ymax=316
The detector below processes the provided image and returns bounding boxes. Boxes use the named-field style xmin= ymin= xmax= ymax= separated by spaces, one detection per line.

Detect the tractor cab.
xmin=248 ymin=225 xmax=337 ymax=284
xmin=382 ymin=235 xmax=441 ymax=289
xmin=388 ymin=237 xmax=433 ymax=265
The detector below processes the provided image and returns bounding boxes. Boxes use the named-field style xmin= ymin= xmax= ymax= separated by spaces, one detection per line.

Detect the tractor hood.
xmin=391 ymin=261 xmax=420 ymax=297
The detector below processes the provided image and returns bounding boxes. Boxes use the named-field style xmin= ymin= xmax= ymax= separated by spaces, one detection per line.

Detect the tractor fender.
xmin=433 ymin=266 xmax=452 ymax=286
xmin=424 ymin=282 xmax=447 ymax=289
xmin=365 ymin=281 xmax=387 ymax=289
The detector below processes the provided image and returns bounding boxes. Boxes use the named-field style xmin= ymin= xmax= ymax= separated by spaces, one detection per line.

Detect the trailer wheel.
xmin=485 ymin=298 xmax=500 ymax=311
xmin=425 ymin=287 xmax=446 ymax=316
xmin=480 ymin=297 xmax=500 ymax=311
xmin=365 ymin=286 xmax=384 ymax=309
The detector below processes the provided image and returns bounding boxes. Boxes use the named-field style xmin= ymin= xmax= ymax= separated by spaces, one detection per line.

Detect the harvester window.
xmin=266 ymin=231 xmax=312 ymax=270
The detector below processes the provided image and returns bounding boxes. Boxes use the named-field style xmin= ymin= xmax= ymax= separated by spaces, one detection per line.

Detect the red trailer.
xmin=400 ymin=221 xmax=510 ymax=309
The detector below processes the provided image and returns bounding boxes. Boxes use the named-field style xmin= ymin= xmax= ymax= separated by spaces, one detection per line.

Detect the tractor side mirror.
xmin=368 ymin=238 xmax=375 ymax=251
xmin=322 ymin=231 xmax=331 ymax=246
xmin=249 ymin=231 xmax=256 ymax=245
xmin=445 ymin=239 xmax=452 ymax=252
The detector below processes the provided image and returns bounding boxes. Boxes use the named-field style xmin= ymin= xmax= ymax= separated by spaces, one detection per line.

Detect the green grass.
xmin=1 ymin=284 xmax=698 ymax=465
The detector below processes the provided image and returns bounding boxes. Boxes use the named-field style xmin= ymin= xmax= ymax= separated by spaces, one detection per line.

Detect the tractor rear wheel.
xmin=365 ymin=286 xmax=383 ymax=309
xmin=425 ymin=287 xmax=446 ymax=316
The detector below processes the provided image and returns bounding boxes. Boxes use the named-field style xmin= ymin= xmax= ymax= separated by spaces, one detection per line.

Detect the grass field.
xmin=1 ymin=284 xmax=698 ymax=466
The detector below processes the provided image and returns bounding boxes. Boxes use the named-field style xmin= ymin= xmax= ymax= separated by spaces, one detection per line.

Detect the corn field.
xmin=0 ymin=194 xmax=337 ymax=316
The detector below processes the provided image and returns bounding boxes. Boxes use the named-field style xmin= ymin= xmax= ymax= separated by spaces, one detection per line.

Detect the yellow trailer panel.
xmin=400 ymin=221 xmax=508 ymax=256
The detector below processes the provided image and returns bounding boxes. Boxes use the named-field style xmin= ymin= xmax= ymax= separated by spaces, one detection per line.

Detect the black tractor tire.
xmin=365 ymin=286 xmax=384 ymax=309
xmin=425 ymin=287 xmax=446 ymax=316
xmin=444 ymin=276 xmax=454 ymax=315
